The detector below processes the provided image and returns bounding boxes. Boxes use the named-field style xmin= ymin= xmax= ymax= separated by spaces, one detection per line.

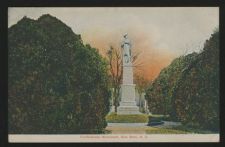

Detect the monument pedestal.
xmin=117 ymin=64 xmax=140 ymax=114
xmin=117 ymin=106 xmax=140 ymax=114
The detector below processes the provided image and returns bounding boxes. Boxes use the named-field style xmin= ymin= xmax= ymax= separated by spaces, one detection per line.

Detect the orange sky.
xmin=8 ymin=7 xmax=219 ymax=81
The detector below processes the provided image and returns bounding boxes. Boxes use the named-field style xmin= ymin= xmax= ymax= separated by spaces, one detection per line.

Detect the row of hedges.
xmin=8 ymin=14 xmax=110 ymax=134
xmin=145 ymin=52 xmax=198 ymax=120
xmin=145 ymin=30 xmax=219 ymax=131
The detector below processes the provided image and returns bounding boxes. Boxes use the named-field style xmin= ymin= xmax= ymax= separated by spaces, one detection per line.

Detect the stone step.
xmin=120 ymin=101 xmax=137 ymax=106
xmin=117 ymin=106 xmax=141 ymax=114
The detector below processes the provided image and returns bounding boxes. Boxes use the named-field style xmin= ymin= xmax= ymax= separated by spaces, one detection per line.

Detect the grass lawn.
xmin=106 ymin=112 xmax=149 ymax=123
xmin=145 ymin=127 xmax=189 ymax=134
xmin=105 ymin=125 xmax=190 ymax=134
xmin=105 ymin=125 xmax=216 ymax=134
xmin=146 ymin=126 xmax=218 ymax=134
xmin=169 ymin=125 xmax=218 ymax=134
xmin=105 ymin=113 xmax=217 ymax=134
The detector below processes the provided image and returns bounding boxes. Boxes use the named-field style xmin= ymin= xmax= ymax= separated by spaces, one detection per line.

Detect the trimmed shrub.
xmin=8 ymin=14 xmax=110 ymax=134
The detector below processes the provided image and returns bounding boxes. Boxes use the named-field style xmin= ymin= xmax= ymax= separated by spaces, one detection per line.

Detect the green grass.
xmin=149 ymin=114 xmax=165 ymax=118
xmin=106 ymin=112 xmax=149 ymax=123
xmin=170 ymin=125 xmax=218 ymax=134
xmin=145 ymin=127 xmax=189 ymax=134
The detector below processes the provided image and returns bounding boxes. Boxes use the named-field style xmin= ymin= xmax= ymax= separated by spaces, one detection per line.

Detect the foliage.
xmin=106 ymin=113 xmax=149 ymax=123
xmin=148 ymin=114 xmax=166 ymax=123
xmin=174 ymin=31 xmax=219 ymax=131
xmin=145 ymin=52 xmax=198 ymax=119
xmin=134 ymin=74 xmax=150 ymax=110
xmin=145 ymin=30 xmax=219 ymax=131
xmin=8 ymin=14 xmax=110 ymax=134
xmin=135 ymin=74 xmax=149 ymax=94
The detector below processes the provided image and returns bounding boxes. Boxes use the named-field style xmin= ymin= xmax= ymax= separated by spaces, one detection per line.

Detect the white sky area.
xmin=8 ymin=7 xmax=219 ymax=62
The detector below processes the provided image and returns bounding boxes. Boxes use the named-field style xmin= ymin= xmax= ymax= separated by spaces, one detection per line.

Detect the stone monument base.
xmin=117 ymin=83 xmax=141 ymax=114
xmin=117 ymin=105 xmax=141 ymax=115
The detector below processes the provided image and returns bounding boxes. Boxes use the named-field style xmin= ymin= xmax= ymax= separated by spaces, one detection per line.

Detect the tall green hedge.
xmin=145 ymin=30 xmax=219 ymax=131
xmin=8 ymin=14 xmax=110 ymax=134
xmin=145 ymin=52 xmax=198 ymax=120
xmin=174 ymin=31 xmax=219 ymax=131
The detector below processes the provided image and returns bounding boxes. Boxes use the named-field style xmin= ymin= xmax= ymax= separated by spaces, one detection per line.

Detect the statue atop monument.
xmin=121 ymin=33 xmax=132 ymax=64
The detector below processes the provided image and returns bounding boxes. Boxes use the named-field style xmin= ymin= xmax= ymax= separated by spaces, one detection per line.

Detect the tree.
xmin=8 ymin=14 xmax=110 ymax=134
xmin=106 ymin=46 xmax=122 ymax=113
xmin=134 ymin=74 xmax=150 ymax=111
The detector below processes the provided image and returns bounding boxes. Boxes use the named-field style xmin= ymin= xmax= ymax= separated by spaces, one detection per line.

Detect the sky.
xmin=8 ymin=7 xmax=219 ymax=81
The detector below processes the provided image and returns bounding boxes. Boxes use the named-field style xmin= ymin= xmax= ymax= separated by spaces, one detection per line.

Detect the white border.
xmin=9 ymin=134 xmax=220 ymax=143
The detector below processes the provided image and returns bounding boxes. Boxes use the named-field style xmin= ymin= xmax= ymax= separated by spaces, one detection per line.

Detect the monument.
xmin=117 ymin=33 xmax=141 ymax=114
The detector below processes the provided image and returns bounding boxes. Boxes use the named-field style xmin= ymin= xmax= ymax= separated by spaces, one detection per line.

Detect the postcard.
xmin=8 ymin=7 xmax=219 ymax=142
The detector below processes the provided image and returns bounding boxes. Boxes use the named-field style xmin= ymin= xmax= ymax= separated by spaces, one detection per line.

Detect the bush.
xmin=145 ymin=30 xmax=219 ymax=131
xmin=145 ymin=53 xmax=198 ymax=120
xmin=174 ymin=31 xmax=219 ymax=131
xmin=8 ymin=14 xmax=110 ymax=134
xmin=147 ymin=115 xmax=165 ymax=126
xmin=149 ymin=117 xmax=163 ymax=122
